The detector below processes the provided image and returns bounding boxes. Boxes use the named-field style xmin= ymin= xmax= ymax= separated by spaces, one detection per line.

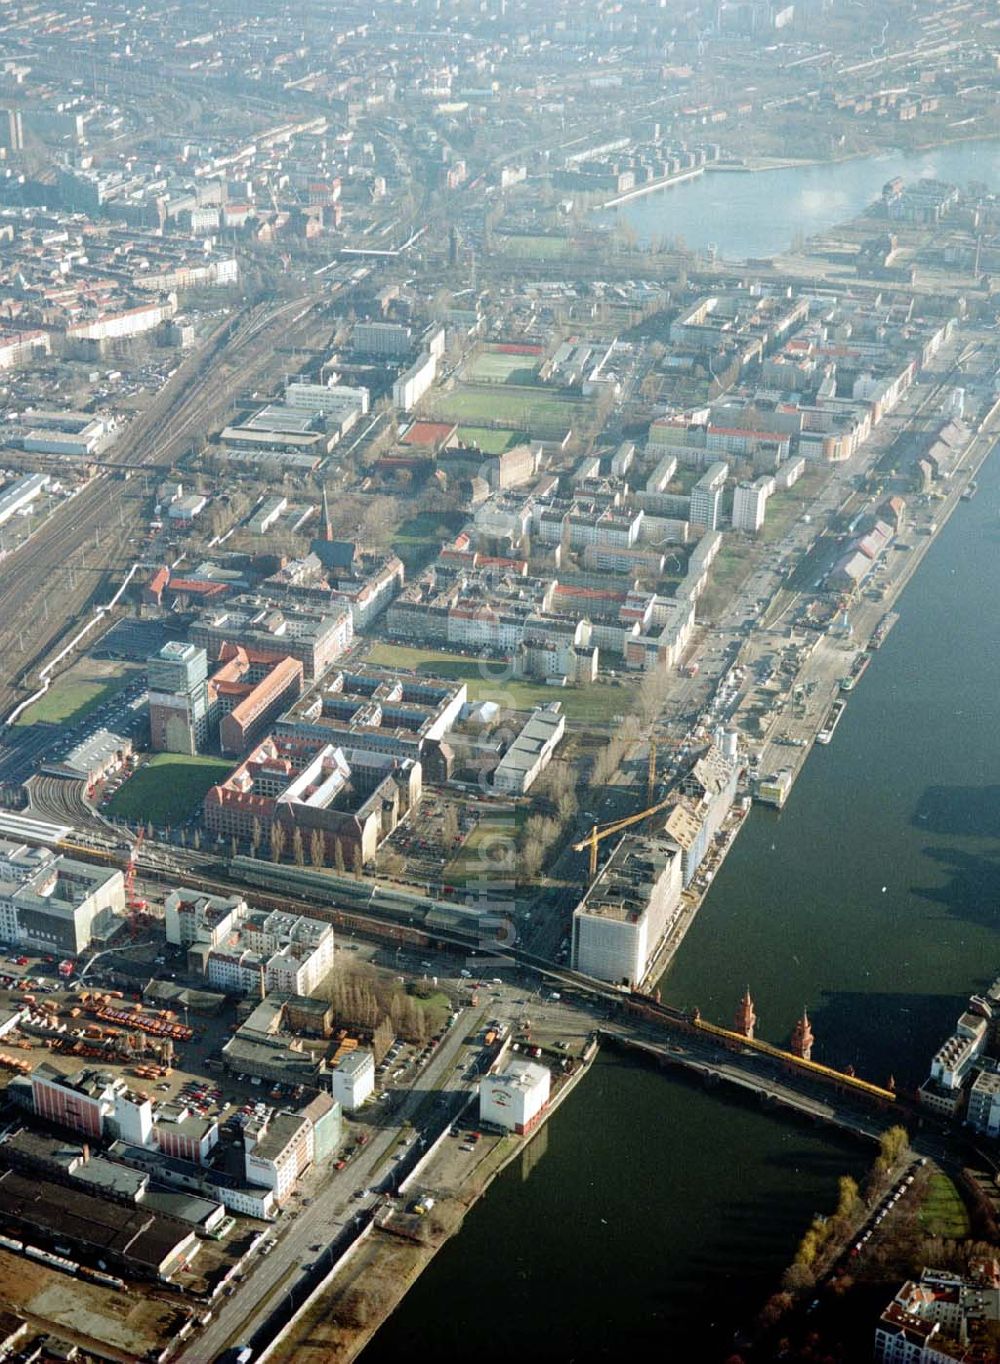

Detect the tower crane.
xmin=572 ymin=795 xmax=675 ymax=879
xmin=125 ymin=828 xmax=147 ymax=934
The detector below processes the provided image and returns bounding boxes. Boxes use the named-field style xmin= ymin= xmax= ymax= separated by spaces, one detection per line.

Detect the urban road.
xmin=185 ymin=977 xmax=548 ymax=1363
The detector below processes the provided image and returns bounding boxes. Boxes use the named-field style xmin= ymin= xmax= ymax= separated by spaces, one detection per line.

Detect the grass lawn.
xmin=393 ymin=510 xmax=467 ymax=572
xmin=17 ymin=668 xmax=136 ymax=728
xmin=107 ymin=753 xmax=234 ymax=827
xmin=431 ymin=384 xmax=589 ymax=435
xmin=761 ymin=466 xmax=830 ymax=545
xmin=456 ymin=425 xmax=524 ymax=454
xmin=366 ymin=642 xmax=636 ymax=724
xmin=918 ymin=1174 xmax=970 ymax=1239
xmin=463 ymin=352 xmax=540 ymax=385
xmin=698 ymin=540 xmax=756 ymax=621
xmin=444 ymin=815 xmax=523 ymax=886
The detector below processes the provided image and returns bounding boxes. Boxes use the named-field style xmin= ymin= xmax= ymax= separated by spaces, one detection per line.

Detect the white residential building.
xmin=392 ymin=351 xmax=437 ymax=410
xmin=688 ymin=461 xmax=728 ymax=531
xmin=204 ymin=909 xmax=334 ymax=997
xmin=164 ymin=890 xmax=247 ymax=949
xmin=731 ymin=477 xmax=774 ymax=534
xmin=874 ymin=1268 xmax=1000 ymax=1364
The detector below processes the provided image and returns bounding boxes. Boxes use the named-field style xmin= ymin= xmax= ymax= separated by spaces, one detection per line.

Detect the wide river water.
xmin=617 ymin=138 xmax=1000 ymax=258
xmin=362 ymin=146 xmax=1000 ymax=1359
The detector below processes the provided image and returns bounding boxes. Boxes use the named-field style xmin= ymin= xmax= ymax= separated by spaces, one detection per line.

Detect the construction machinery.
xmin=572 ymin=794 xmax=676 ymax=879
xmin=125 ymin=828 xmax=147 ymax=934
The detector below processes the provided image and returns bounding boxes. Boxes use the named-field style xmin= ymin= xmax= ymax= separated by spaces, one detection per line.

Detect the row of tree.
xmin=317 ymin=967 xmax=448 ymax=1049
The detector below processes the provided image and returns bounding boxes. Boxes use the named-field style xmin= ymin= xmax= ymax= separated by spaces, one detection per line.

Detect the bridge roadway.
xmin=598 ymin=1024 xmax=895 ymax=1143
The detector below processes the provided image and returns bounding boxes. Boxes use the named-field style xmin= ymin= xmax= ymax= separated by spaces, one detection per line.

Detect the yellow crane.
xmin=572 ymin=795 xmax=675 ymax=879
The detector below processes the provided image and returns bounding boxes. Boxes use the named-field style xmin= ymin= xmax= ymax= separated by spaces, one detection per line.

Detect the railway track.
xmin=0 ymin=295 xmax=322 ymax=716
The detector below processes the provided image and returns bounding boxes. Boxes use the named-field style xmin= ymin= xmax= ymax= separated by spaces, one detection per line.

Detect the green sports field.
xmin=431 ymin=384 xmax=588 ymax=435
xmin=456 ymin=426 xmax=524 ymax=454
xmin=494 ymin=234 xmax=572 ymax=260
xmin=463 ymin=351 xmax=540 ymax=385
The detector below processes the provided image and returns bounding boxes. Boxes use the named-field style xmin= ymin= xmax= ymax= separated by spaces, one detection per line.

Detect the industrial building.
xmin=492 ymin=706 xmax=566 ymax=795
xmin=571 ymin=834 xmax=684 ymax=987
xmin=221 ymin=996 xmax=326 ymax=1088
xmin=352 ymin=321 xmax=412 ymax=356
xmin=328 ymin=1049 xmax=375 ymax=1113
xmin=244 ymin=1109 xmax=314 ymax=1203
xmin=110 ymin=1140 xmax=276 ymax=1220
xmin=41 ymin=727 xmax=133 ymax=784
xmin=0 ymin=840 xmax=125 ymax=954
xmin=0 ymin=473 xmax=50 ymax=528
xmin=30 ymin=1064 xmax=154 ymax=1146
xmin=479 ymin=1060 xmax=550 ymax=1134
xmin=0 ymin=1167 xmax=198 ymax=1280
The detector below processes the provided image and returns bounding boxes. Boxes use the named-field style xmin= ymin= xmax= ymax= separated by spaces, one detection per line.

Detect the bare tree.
xmin=269 ymin=821 xmax=286 ymax=863
xmin=442 ymin=805 xmax=459 ymax=844
xmin=310 ymin=828 xmax=325 ymax=869
xmin=292 ymin=828 xmax=305 ymax=867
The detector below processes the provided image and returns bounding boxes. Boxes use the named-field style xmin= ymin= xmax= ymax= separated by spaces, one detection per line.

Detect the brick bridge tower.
xmin=734 ymin=986 xmax=757 ymax=1039
xmin=790 ymin=1009 xmax=814 ymax=1061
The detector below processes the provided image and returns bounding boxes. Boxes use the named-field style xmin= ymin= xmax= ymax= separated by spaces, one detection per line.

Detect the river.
xmin=617 ymin=138 xmax=1000 ymax=258
xmin=361 ymin=154 xmax=1000 ymax=1360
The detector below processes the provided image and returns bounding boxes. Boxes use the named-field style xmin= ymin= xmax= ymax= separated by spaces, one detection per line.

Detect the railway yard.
xmin=0 ymin=296 xmax=325 ymax=720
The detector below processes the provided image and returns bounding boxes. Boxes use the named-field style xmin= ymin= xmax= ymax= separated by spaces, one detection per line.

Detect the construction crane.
xmin=572 ymin=793 xmax=675 ymax=880
xmin=125 ymin=828 xmax=147 ymax=935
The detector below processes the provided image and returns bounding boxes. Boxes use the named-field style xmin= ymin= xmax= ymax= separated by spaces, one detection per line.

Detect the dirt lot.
xmin=0 ymin=1249 xmax=189 ymax=1360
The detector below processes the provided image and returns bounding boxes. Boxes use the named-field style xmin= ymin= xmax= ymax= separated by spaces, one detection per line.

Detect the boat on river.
xmin=816 ymin=699 xmax=846 ymax=745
